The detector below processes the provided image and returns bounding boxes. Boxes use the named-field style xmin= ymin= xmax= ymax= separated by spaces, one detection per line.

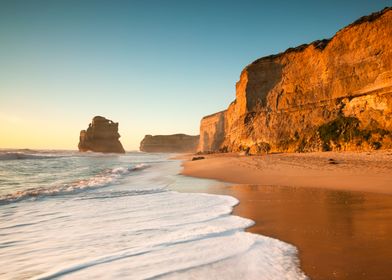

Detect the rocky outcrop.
xmin=198 ymin=110 xmax=227 ymax=152
xmin=140 ymin=134 xmax=199 ymax=153
xmin=199 ymin=7 xmax=392 ymax=154
xmin=78 ymin=116 xmax=125 ymax=153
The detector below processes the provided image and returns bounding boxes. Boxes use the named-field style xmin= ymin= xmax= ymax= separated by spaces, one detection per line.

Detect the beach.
xmin=180 ymin=151 xmax=392 ymax=279
xmin=181 ymin=151 xmax=392 ymax=194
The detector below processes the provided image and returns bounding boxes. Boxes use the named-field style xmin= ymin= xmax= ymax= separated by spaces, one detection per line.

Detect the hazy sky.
xmin=0 ymin=0 xmax=389 ymax=150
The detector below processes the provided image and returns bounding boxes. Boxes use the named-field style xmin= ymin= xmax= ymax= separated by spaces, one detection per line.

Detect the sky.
xmin=0 ymin=0 xmax=390 ymax=150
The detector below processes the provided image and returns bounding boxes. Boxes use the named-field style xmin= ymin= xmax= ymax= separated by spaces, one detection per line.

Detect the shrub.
xmin=258 ymin=142 xmax=271 ymax=153
xmin=318 ymin=116 xmax=360 ymax=145
xmin=371 ymin=141 xmax=382 ymax=150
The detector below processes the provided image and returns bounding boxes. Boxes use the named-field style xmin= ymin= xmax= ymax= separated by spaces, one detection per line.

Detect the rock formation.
xmin=198 ymin=110 xmax=226 ymax=152
xmin=78 ymin=116 xmax=125 ymax=153
xmin=140 ymin=134 xmax=199 ymax=153
xmin=199 ymin=7 xmax=392 ymax=154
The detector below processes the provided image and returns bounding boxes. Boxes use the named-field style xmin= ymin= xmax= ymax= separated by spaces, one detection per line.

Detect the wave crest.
xmin=0 ymin=164 xmax=149 ymax=205
xmin=0 ymin=152 xmax=57 ymax=161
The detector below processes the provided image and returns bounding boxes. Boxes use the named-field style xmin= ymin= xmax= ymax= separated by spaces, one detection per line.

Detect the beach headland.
xmin=196 ymin=8 xmax=392 ymax=156
xmin=179 ymin=151 xmax=392 ymax=279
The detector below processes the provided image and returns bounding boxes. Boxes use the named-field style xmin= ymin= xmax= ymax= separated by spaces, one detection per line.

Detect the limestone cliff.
xmin=140 ymin=134 xmax=199 ymax=153
xmin=198 ymin=110 xmax=227 ymax=152
xmin=78 ymin=116 xmax=125 ymax=153
xmin=199 ymin=7 xmax=392 ymax=153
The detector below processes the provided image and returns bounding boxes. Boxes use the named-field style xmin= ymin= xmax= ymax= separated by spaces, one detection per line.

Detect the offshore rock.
xmin=199 ymin=7 xmax=392 ymax=153
xmin=140 ymin=134 xmax=199 ymax=153
xmin=78 ymin=116 xmax=125 ymax=153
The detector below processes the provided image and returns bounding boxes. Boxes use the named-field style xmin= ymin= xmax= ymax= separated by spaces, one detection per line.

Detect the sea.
xmin=0 ymin=149 xmax=307 ymax=279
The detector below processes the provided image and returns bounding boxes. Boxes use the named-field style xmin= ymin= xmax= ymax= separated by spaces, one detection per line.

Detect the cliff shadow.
xmin=246 ymin=60 xmax=283 ymax=111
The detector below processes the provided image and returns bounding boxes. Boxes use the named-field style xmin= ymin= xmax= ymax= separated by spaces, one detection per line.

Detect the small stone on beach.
xmin=192 ymin=156 xmax=205 ymax=161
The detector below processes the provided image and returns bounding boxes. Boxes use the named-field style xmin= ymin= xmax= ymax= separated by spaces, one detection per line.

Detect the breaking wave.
xmin=0 ymin=152 xmax=58 ymax=161
xmin=0 ymin=154 xmax=307 ymax=279
xmin=0 ymin=164 xmax=149 ymax=204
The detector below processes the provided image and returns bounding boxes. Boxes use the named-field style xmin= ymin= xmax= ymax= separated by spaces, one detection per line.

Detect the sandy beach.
xmin=179 ymin=151 xmax=392 ymax=280
xmin=181 ymin=151 xmax=392 ymax=194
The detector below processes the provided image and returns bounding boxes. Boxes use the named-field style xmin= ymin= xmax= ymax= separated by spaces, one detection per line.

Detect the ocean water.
xmin=0 ymin=150 xmax=307 ymax=279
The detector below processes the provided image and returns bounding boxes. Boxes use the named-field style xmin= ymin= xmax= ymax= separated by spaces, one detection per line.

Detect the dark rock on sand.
xmin=192 ymin=156 xmax=205 ymax=161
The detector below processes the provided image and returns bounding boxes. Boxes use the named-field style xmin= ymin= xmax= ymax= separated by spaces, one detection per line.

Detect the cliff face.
xmin=78 ymin=116 xmax=125 ymax=153
xmin=200 ymin=7 xmax=392 ymax=153
xmin=198 ymin=110 xmax=226 ymax=152
xmin=140 ymin=134 xmax=199 ymax=153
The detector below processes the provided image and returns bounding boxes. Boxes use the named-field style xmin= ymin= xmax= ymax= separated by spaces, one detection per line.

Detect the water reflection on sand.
xmin=176 ymin=182 xmax=392 ymax=280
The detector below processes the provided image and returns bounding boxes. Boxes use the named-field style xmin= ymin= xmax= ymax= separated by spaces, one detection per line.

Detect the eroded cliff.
xmin=78 ymin=116 xmax=125 ymax=153
xmin=198 ymin=110 xmax=227 ymax=152
xmin=199 ymin=7 xmax=392 ymax=153
xmin=140 ymin=134 xmax=199 ymax=153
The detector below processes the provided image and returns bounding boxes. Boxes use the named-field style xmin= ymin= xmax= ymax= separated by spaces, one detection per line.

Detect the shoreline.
xmin=181 ymin=150 xmax=392 ymax=194
xmin=179 ymin=151 xmax=392 ymax=280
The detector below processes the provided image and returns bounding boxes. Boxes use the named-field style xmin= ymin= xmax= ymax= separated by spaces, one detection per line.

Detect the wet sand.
xmin=177 ymin=151 xmax=392 ymax=279
xmin=172 ymin=182 xmax=392 ymax=280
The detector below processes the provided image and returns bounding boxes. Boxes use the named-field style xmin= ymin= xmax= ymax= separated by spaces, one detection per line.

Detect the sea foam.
xmin=0 ymin=163 xmax=149 ymax=204
xmin=0 ymin=154 xmax=307 ymax=279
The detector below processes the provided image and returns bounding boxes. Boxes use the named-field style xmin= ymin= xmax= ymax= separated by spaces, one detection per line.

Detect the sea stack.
xmin=140 ymin=134 xmax=199 ymax=153
xmin=199 ymin=7 xmax=392 ymax=154
xmin=78 ymin=116 xmax=125 ymax=153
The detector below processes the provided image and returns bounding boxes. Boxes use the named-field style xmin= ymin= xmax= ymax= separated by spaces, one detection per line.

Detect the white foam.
xmin=0 ymin=157 xmax=307 ymax=280
xmin=0 ymin=164 xmax=150 ymax=204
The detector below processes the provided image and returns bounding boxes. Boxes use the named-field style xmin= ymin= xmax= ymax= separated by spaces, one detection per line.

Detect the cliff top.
xmin=201 ymin=110 xmax=227 ymax=120
xmin=346 ymin=6 xmax=391 ymax=29
xmin=92 ymin=116 xmax=117 ymax=125
xmin=143 ymin=134 xmax=199 ymax=138
xmin=249 ymin=7 xmax=391 ymax=67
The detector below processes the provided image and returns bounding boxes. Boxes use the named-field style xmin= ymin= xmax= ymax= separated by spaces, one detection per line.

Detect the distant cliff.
xmin=199 ymin=7 xmax=392 ymax=154
xmin=198 ymin=111 xmax=226 ymax=152
xmin=140 ymin=134 xmax=199 ymax=153
xmin=79 ymin=116 xmax=125 ymax=153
